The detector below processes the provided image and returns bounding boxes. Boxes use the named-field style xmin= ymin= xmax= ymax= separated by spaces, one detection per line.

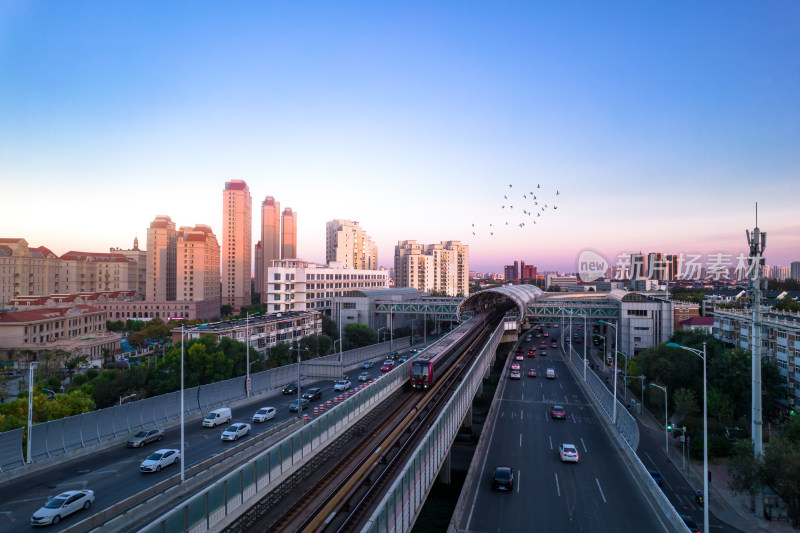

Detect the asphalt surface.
xmin=459 ymin=324 xmax=670 ymax=533
xmin=0 ymin=350 xmax=415 ymax=531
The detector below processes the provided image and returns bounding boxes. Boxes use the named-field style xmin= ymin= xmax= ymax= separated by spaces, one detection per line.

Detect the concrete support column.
xmin=438 ymin=449 xmax=452 ymax=485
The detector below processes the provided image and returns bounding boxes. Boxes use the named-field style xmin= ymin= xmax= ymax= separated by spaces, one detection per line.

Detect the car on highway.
xmin=388 ymin=351 xmax=399 ymax=359
xmin=491 ymin=466 xmax=514 ymax=491
xmin=551 ymin=405 xmax=566 ymax=419
xmin=511 ymin=363 xmax=521 ymax=371
xmin=526 ymin=351 xmax=536 ymax=358
xmin=551 ymin=342 xmax=558 ymax=348
xmin=30 ymin=489 xmax=95 ymax=526
xmin=539 ymin=342 xmax=547 ymax=348
xmin=410 ymin=348 xmax=419 ymax=353
xmin=289 ymin=398 xmax=310 ymax=412
xmin=648 ymin=469 xmax=664 ymax=487
xmin=543 ymin=332 xmax=549 ymax=337
xmin=358 ymin=371 xmax=371 ymax=382
xmin=334 ymin=379 xmax=352 ymax=391
xmin=540 ymin=349 xmax=548 ymax=356
xmin=127 ymin=428 xmax=164 ymax=448
xmin=546 ymin=368 xmax=555 ymax=379
xmin=252 ymin=406 xmax=276 ymax=423
xmin=140 ymin=448 xmax=181 ymax=472
xmin=575 ymin=338 xmax=583 ymax=344
xmin=559 ymin=443 xmax=579 ymax=463
xmin=514 ymin=354 xmax=524 ymax=361
xmin=515 ymin=347 xmax=523 ymax=353
xmin=528 ymin=369 xmax=537 ymax=378
xmin=510 ymin=370 xmax=521 ymax=379
xmin=221 ymin=423 xmax=251 ymax=441
xmin=381 ymin=359 xmax=394 ymax=372
xmin=398 ymin=354 xmax=411 ymax=363
xmin=679 ymin=514 xmax=701 ymax=533
xmin=282 ymin=382 xmax=299 ymax=395
xmin=362 ymin=360 xmax=374 ymax=369
xmin=303 ymin=388 xmax=323 ymax=401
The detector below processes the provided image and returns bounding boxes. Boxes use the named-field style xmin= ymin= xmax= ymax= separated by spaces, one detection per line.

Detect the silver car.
xmin=221 ymin=423 xmax=251 ymax=441
xmin=140 ymin=449 xmax=181 ymax=472
xmin=127 ymin=428 xmax=164 ymax=448
xmin=31 ymin=490 xmax=94 ymax=526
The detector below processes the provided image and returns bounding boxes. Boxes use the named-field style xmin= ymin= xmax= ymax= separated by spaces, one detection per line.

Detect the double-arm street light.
xmin=27 ymin=362 xmax=40 ymax=463
xmin=292 ymin=345 xmax=309 ymax=421
xmin=668 ymin=341 xmax=708 ymax=533
xmin=599 ymin=320 xmax=619 ymax=423
xmin=245 ymin=312 xmax=260 ymax=398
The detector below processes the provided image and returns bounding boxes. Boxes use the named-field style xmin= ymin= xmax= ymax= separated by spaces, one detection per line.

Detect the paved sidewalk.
xmin=630 ymin=390 xmax=793 ymax=532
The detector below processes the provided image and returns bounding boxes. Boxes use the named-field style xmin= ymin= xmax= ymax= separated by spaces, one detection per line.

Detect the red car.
xmin=381 ymin=360 xmax=394 ymax=372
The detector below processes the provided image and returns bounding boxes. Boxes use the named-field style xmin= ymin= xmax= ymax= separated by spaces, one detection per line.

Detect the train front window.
xmin=411 ymin=362 xmax=429 ymax=381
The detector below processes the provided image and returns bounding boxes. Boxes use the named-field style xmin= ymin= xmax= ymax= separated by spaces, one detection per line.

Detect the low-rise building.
xmin=678 ymin=316 xmax=713 ymax=333
xmin=172 ymin=310 xmax=322 ymax=357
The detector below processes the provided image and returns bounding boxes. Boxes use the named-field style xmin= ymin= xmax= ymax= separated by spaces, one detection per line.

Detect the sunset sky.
xmin=2 ymin=1 xmax=798 ymax=273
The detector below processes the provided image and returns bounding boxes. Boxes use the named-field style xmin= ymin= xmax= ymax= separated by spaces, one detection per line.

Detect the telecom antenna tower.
xmin=746 ymin=203 xmax=766 ymax=518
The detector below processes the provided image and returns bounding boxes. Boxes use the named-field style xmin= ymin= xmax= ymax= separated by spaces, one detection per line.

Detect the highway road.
xmin=0 ymin=349 xmax=415 ymax=531
xmin=459 ymin=324 xmax=670 ymax=533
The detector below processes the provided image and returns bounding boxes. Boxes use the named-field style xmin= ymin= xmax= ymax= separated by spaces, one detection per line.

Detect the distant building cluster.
xmin=503 ymin=260 xmax=538 ymax=285
xmin=393 ymin=240 xmax=469 ymax=297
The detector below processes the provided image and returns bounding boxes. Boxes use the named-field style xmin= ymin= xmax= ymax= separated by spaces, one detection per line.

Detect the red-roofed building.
xmin=0 ymin=305 xmax=121 ymax=366
xmin=679 ymin=316 xmax=714 ymax=334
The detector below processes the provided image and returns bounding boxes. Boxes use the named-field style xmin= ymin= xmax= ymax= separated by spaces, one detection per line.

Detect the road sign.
xmin=246 ymin=377 xmax=251 ymax=393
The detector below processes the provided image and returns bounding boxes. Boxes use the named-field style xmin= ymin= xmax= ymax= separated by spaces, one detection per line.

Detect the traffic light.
xmin=667 ymin=423 xmax=673 ymax=432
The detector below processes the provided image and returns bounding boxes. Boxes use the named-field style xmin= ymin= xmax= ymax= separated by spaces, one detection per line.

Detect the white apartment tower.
xmin=394 ymin=240 xmax=469 ymax=297
xmin=177 ymin=225 xmax=220 ymax=304
xmin=222 ymin=180 xmax=252 ymax=309
xmin=146 ymin=215 xmax=178 ymax=301
xmin=326 ymin=219 xmax=377 ymax=270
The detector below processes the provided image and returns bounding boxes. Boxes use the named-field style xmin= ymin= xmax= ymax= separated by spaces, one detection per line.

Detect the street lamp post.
xmin=26 ymin=362 xmax=40 ymax=463
xmin=668 ymin=341 xmax=708 ymax=533
xmin=180 ymin=324 xmax=185 ymax=482
xmin=292 ymin=345 xmax=309 ymax=421
xmin=119 ymin=393 xmax=137 ymax=406
xmin=649 ymin=383 xmax=668 ymax=454
xmin=41 ymin=388 xmax=56 ymax=399
xmin=600 ymin=320 xmax=619 ymax=423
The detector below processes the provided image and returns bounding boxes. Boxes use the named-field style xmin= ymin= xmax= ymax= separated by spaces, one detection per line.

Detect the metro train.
xmin=409 ymin=314 xmax=489 ymax=389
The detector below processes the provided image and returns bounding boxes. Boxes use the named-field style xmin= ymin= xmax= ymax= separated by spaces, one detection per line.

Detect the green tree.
xmin=267 ymin=343 xmax=292 ymax=368
xmin=673 ymin=387 xmax=698 ymax=417
xmin=344 ymin=323 xmax=377 ymax=350
xmin=220 ymin=305 xmax=233 ymax=317
xmin=322 ymin=315 xmax=339 ymax=340
xmin=773 ymin=298 xmax=800 ymax=313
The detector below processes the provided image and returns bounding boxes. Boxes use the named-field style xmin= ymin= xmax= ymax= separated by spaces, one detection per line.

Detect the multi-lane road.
xmin=0 ymin=350 xmax=414 ymax=531
xmin=459 ymin=323 xmax=670 ymax=533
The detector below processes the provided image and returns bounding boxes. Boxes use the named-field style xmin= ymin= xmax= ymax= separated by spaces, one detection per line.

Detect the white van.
xmin=546 ymin=368 xmax=556 ymax=379
xmin=202 ymin=407 xmax=232 ymax=428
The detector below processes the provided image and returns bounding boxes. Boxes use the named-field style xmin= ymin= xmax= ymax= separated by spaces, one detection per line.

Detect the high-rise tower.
xmin=260 ymin=197 xmax=281 ymax=300
xmin=222 ymin=180 xmax=252 ymax=309
xmin=281 ymin=208 xmax=297 ymax=259
xmin=146 ymin=215 xmax=178 ymax=301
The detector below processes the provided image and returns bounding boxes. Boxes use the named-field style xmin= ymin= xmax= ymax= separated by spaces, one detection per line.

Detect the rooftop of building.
xmin=344 ymin=288 xmax=420 ymax=298
xmin=680 ymin=316 xmax=714 ymax=326
xmin=0 ymin=304 xmax=106 ymax=323
xmin=176 ymin=310 xmax=319 ymax=333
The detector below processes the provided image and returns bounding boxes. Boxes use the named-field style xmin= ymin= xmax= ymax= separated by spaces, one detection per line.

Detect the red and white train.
xmin=409 ymin=315 xmax=489 ymax=389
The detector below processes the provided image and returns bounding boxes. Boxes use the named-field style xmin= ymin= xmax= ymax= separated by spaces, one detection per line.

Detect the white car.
xmin=140 ymin=448 xmax=181 ymax=472
xmin=221 ymin=423 xmax=251 ymax=441
xmin=559 ymin=443 xmax=580 ymax=463
xmin=333 ymin=379 xmax=352 ymax=391
xmin=252 ymin=406 xmax=276 ymax=423
xmin=358 ymin=371 xmax=370 ymax=382
xmin=31 ymin=490 xmax=94 ymax=526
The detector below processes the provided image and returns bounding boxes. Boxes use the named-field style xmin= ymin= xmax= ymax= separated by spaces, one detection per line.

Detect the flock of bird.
xmin=470 ymin=183 xmax=560 ymax=237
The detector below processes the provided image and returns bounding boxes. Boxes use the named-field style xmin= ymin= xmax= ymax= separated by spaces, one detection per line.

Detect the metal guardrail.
xmin=137 ymin=358 xmax=413 ymax=532
xmin=362 ymin=321 xmax=505 ymax=532
xmin=0 ymin=338 xmax=411 ymax=474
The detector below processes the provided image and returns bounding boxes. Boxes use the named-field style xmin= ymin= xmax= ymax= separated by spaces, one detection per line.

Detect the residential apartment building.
xmin=545 ymin=275 xmax=578 ymax=291
xmin=146 ymin=216 xmax=178 ymax=301
xmin=266 ymin=260 xmax=389 ymax=314
xmin=259 ymin=196 xmax=281 ymax=299
xmin=326 ymin=219 xmax=377 ymax=270
xmin=792 ymin=262 xmax=800 ymax=281
xmin=713 ymin=307 xmax=799 ymax=410
xmin=177 ymin=225 xmax=220 ymax=305
xmin=0 ymin=304 xmax=121 ymax=365
xmin=673 ymin=300 xmax=700 ymax=326
xmin=504 ymin=261 xmax=519 ymax=282
xmin=0 ymin=238 xmax=144 ymax=306
xmin=521 ymin=262 xmax=537 ymax=283
xmin=172 ymin=310 xmax=322 ymax=358
xmin=222 ymin=180 xmax=252 ymax=310
xmin=109 ymin=237 xmax=147 ymax=297
xmin=393 ymin=240 xmax=469 ymax=297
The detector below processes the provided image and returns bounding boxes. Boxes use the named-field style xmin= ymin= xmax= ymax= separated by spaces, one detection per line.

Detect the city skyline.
xmin=2 ymin=2 xmax=799 ymax=273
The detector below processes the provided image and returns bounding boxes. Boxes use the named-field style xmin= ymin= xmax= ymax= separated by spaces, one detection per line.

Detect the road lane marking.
xmin=519 ymin=433 xmax=522 ymax=448
xmin=581 ymin=438 xmax=588 ymax=452
xmin=549 ymin=435 xmax=553 ymax=450
xmin=595 ymin=478 xmax=607 ymax=503
xmin=517 ymin=470 xmax=521 ymax=493
xmin=555 ymin=473 xmax=561 ymax=496
xmin=465 ymin=381 xmax=503 ymax=532
xmin=520 ymin=409 xmax=523 ymax=420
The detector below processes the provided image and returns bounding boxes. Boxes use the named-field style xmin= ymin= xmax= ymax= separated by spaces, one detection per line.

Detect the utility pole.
xmin=746 ymin=204 xmax=766 ymax=518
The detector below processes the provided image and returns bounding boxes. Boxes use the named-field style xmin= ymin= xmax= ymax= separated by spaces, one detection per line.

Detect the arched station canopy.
xmin=459 ymin=285 xmax=543 ymax=323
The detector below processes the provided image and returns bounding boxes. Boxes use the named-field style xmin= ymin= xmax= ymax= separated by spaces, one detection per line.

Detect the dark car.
xmin=679 ymin=514 xmax=701 ymax=533
xmin=491 ymin=466 xmax=514 ymax=491
xmin=648 ymin=469 xmax=664 ymax=487
xmin=388 ymin=351 xmax=399 ymax=360
xmin=302 ymin=388 xmax=322 ymax=401
xmin=398 ymin=354 xmax=410 ymax=363
xmin=551 ymin=405 xmax=566 ymax=419
xmin=282 ymin=383 xmax=299 ymax=395
xmin=289 ymin=398 xmax=310 ymax=412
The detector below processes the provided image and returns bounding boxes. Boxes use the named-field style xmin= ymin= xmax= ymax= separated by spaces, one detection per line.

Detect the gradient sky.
xmin=2 ymin=1 xmax=798 ymax=273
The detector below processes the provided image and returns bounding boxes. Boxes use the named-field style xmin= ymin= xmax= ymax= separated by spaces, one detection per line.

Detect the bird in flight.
xmin=537 ymin=184 xmax=540 ymax=188
xmin=556 ymin=190 xmax=560 ymax=195
xmin=534 ymin=201 xmax=538 ymax=205
xmin=505 ymin=222 xmax=509 ymax=225
xmin=504 ymin=195 xmax=507 ymax=199
xmin=537 ymin=213 xmax=541 ymax=217
xmin=554 ymin=206 xmax=558 ymax=210
xmin=490 ymin=232 xmax=494 ymax=236
xmin=509 ymin=184 xmax=512 ymax=188
xmin=523 ymin=194 xmax=527 ymax=199
xmin=471 ymin=223 xmax=474 ymax=227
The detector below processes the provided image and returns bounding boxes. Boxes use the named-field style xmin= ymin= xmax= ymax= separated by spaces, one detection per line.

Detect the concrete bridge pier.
xmin=438 ymin=449 xmax=452 ymax=485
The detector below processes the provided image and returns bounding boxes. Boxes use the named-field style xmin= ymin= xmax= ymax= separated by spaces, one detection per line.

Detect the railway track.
xmin=224 ymin=316 xmax=500 ymax=533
